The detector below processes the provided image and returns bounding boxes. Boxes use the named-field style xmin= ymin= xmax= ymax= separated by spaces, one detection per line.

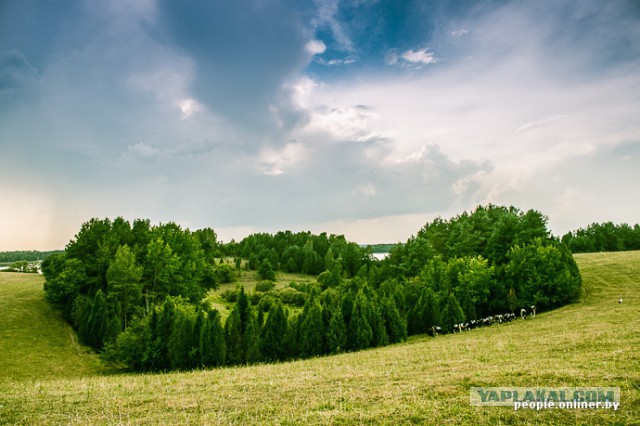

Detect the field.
xmin=0 ymin=251 xmax=638 ymax=424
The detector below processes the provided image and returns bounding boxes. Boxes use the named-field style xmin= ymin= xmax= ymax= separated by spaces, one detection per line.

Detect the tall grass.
xmin=0 ymin=251 xmax=638 ymax=424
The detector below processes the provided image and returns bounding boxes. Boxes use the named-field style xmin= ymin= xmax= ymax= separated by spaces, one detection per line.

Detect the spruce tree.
xmin=225 ymin=309 xmax=244 ymax=365
xmin=348 ymin=290 xmax=373 ymax=351
xmin=441 ymin=292 xmax=465 ymax=333
xmin=381 ymin=296 xmax=406 ymax=343
xmin=299 ymin=299 xmax=325 ymax=357
xmin=199 ymin=309 xmax=226 ymax=367
xmin=369 ymin=295 xmax=389 ymax=348
xmin=243 ymin=312 xmax=263 ymax=363
xmin=260 ymin=301 xmax=288 ymax=362
xmin=326 ymin=303 xmax=347 ymax=354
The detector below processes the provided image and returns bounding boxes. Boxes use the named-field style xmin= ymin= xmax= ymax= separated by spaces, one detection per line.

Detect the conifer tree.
xmin=369 ymin=295 xmax=389 ymax=347
xmin=87 ymin=289 xmax=109 ymax=349
xmin=168 ymin=306 xmax=197 ymax=370
xmin=348 ymin=290 xmax=373 ymax=351
xmin=441 ymin=292 xmax=465 ymax=333
xmin=260 ymin=301 xmax=288 ymax=361
xmin=326 ymin=303 xmax=347 ymax=354
xmin=299 ymin=298 xmax=325 ymax=357
xmin=199 ymin=308 xmax=226 ymax=367
xmin=243 ymin=313 xmax=263 ymax=363
xmin=381 ymin=296 xmax=406 ymax=343
xmin=225 ymin=309 xmax=244 ymax=365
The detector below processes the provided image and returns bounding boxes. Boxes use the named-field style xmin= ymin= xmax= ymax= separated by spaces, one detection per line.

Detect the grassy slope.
xmin=0 ymin=273 xmax=108 ymax=382
xmin=0 ymin=252 xmax=638 ymax=425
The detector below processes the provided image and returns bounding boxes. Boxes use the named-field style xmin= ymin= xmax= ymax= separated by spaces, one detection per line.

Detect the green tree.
xmin=260 ymin=301 xmax=289 ymax=361
xmin=441 ymin=293 xmax=465 ymax=333
xmin=298 ymin=298 xmax=325 ymax=357
xmin=326 ymin=303 xmax=347 ymax=354
xmin=86 ymin=289 xmax=109 ymax=349
xmin=168 ymin=304 xmax=198 ymax=370
xmin=381 ymin=296 xmax=406 ymax=343
xmin=107 ymin=245 xmax=143 ymax=329
xmin=44 ymin=257 xmax=87 ymax=321
xmin=348 ymin=290 xmax=373 ymax=351
xmin=257 ymin=258 xmax=276 ymax=281
xmin=143 ymin=237 xmax=180 ymax=308
xmin=199 ymin=308 xmax=226 ymax=367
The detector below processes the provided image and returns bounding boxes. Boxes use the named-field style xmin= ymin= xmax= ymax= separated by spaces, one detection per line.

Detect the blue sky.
xmin=1 ymin=0 xmax=639 ymax=250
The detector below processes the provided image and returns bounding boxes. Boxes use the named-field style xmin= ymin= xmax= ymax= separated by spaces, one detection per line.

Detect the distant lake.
xmin=371 ymin=252 xmax=389 ymax=260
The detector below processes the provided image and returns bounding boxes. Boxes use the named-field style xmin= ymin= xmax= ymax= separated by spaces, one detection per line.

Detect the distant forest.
xmin=561 ymin=222 xmax=640 ymax=253
xmin=0 ymin=250 xmax=62 ymax=263
xmin=40 ymin=205 xmax=584 ymax=372
xmin=365 ymin=243 xmax=398 ymax=253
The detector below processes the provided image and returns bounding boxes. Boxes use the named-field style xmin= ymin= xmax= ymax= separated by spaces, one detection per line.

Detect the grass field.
xmin=0 ymin=251 xmax=638 ymax=424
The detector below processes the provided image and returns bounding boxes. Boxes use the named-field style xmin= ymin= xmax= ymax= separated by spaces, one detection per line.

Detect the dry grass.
xmin=0 ymin=251 xmax=638 ymax=425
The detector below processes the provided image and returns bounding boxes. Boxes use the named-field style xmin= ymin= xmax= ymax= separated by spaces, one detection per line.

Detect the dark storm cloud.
xmin=153 ymin=0 xmax=312 ymax=131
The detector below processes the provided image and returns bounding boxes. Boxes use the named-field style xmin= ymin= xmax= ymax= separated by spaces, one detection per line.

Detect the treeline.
xmin=0 ymin=250 xmax=62 ymax=263
xmin=43 ymin=205 xmax=582 ymax=372
xmin=223 ymin=231 xmax=372 ymax=278
xmin=366 ymin=243 xmax=397 ymax=253
xmin=561 ymin=222 xmax=640 ymax=253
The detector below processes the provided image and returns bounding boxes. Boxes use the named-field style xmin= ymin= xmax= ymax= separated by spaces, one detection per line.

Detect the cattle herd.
xmin=430 ymin=305 xmax=537 ymax=336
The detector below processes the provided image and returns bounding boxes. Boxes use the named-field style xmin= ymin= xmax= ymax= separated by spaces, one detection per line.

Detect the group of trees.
xmin=226 ymin=231 xmax=372 ymax=278
xmin=42 ymin=205 xmax=583 ymax=373
xmin=372 ymin=205 xmax=582 ymax=315
xmin=108 ymin=283 xmax=406 ymax=371
xmin=561 ymin=222 xmax=640 ymax=253
xmin=42 ymin=218 xmax=222 ymax=349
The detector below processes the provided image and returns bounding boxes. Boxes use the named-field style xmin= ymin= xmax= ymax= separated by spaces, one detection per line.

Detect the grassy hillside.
xmin=0 ymin=273 xmax=108 ymax=381
xmin=0 ymin=251 xmax=638 ymax=424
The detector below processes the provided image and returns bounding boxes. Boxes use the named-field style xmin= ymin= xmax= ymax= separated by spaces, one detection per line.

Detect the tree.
xmin=143 ymin=237 xmax=180 ymax=308
xmin=381 ymin=296 xmax=406 ymax=343
xmin=440 ymin=293 xmax=465 ymax=333
xmin=44 ymin=257 xmax=87 ymax=320
xmin=326 ymin=303 xmax=347 ymax=354
xmin=506 ymin=239 xmax=581 ymax=310
xmin=199 ymin=308 xmax=226 ymax=367
xmin=257 ymin=258 xmax=276 ymax=281
xmin=260 ymin=301 xmax=289 ymax=361
xmin=86 ymin=289 xmax=109 ymax=349
xmin=224 ymin=286 xmax=256 ymax=364
xmin=298 ymin=298 xmax=325 ymax=357
xmin=107 ymin=245 xmax=143 ymax=329
xmin=168 ymin=304 xmax=198 ymax=370
xmin=348 ymin=290 xmax=373 ymax=351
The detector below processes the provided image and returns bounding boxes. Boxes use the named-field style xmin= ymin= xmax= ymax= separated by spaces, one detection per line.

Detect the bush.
xmin=255 ymin=281 xmax=276 ymax=292
xmin=277 ymin=287 xmax=307 ymax=307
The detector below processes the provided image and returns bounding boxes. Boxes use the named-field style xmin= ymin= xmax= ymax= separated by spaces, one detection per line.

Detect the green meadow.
xmin=0 ymin=251 xmax=638 ymax=425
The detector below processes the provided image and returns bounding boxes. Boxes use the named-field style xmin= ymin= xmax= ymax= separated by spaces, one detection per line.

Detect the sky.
xmin=1 ymin=0 xmax=639 ymax=250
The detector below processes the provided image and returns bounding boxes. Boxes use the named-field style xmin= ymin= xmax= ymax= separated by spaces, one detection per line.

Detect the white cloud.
xmin=515 ymin=114 xmax=568 ymax=133
xmin=451 ymin=29 xmax=469 ymax=37
xmin=305 ymin=39 xmax=327 ymax=55
xmin=400 ymin=48 xmax=436 ymax=65
xmin=178 ymin=98 xmax=203 ymax=119
xmin=258 ymin=142 xmax=306 ymax=176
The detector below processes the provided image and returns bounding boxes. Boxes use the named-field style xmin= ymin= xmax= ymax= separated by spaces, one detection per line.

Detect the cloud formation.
xmin=0 ymin=0 xmax=639 ymax=249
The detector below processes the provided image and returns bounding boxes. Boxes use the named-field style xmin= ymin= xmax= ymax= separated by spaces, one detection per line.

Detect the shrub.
xmin=255 ymin=281 xmax=276 ymax=293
